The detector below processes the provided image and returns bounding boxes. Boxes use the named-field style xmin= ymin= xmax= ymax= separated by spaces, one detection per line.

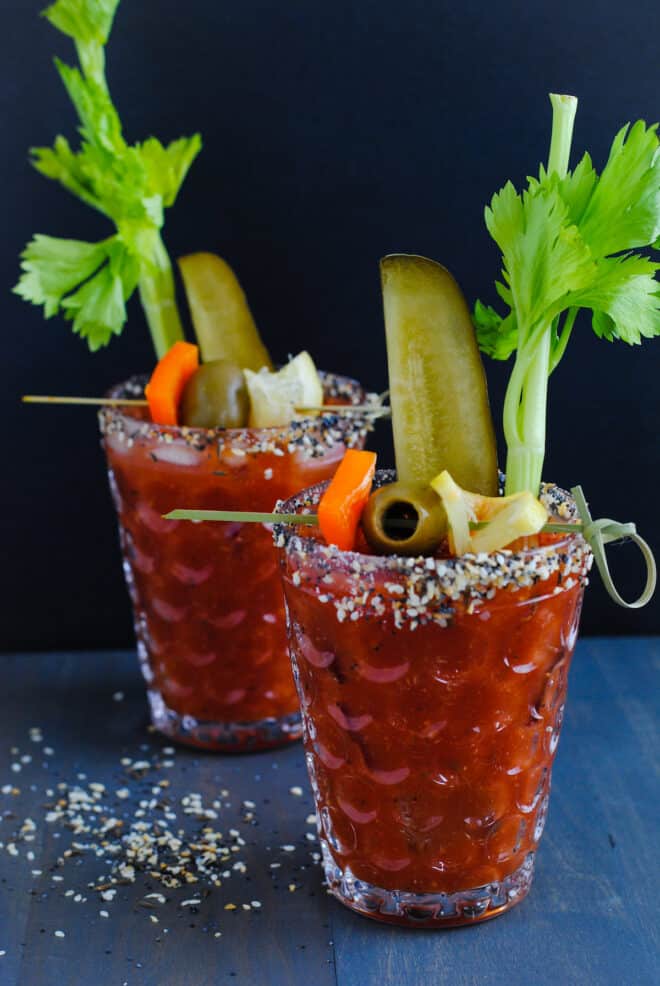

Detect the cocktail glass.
xmin=276 ymin=471 xmax=593 ymax=926
xmin=100 ymin=372 xmax=367 ymax=752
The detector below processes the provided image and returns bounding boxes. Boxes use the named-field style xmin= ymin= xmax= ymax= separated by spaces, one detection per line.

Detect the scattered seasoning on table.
xmin=1 ymin=726 xmax=320 ymax=944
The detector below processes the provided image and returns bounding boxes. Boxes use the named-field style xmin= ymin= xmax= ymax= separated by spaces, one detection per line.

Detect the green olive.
xmin=362 ymin=482 xmax=448 ymax=556
xmin=180 ymin=359 xmax=250 ymax=429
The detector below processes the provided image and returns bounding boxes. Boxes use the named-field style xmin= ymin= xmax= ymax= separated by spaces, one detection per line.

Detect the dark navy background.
xmin=2 ymin=0 xmax=659 ymax=649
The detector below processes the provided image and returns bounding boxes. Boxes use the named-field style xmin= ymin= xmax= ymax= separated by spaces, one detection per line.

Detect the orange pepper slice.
xmin=145 ymin=341 xmax=199 ymax=426
xmin=318 ymin=449 xmax=377 ymax=551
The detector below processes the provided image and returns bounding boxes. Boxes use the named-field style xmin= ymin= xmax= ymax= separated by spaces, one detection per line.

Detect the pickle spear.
xmin=178 ymin=252 xmax=274 ymax=371
xmin=381 ymin=254 xmax=498 ymax=496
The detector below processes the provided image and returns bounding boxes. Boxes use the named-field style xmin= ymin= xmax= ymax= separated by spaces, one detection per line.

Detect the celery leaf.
xmin=15 ymin=235 xmax=111 ymax=317
xmin=473 ymin=301 xmax=518 ymax=360
xmin=579 ymin=121 xmax=660 ymax=256
xmin=555 ymin=153 xmax=598 ymax=225
xmin=565 ymin=254 xmax=660 ymax=345
xmin=139 ymin=136 xmax=203 ymax=207
xmin=485 ymin=181 xmax=596 ymax=335
xmin=15 ymin=233 xmax=139 ymax=347
xmin=54 ymin=58 xmax=123 ymax=152
xmin=61 ymin=239 xmax=138 ymax=350
xmin=42 ymin=0 xmax=120 ymax=46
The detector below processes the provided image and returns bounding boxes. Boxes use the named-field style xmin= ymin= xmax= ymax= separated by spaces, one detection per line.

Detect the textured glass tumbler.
xmin=276 ymin=474 xmax=593 ymax=926
xmin=100 ymin=373 xmax=367 ymax=752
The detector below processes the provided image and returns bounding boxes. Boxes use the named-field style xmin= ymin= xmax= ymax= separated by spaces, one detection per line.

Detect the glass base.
xmin=147 ymin=689 xmax=303 ymax=752
xmin=320 ymin=841 xmax=535 ymax=927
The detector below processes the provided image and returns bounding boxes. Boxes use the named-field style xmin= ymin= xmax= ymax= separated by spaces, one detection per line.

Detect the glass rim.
xmin=274 ymin=470 xmax=593 ymax=621
xmin=99 ymin=371 xmax=372 ymax=456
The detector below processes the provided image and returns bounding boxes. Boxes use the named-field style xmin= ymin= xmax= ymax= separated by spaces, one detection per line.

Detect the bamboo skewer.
xmin=164 ymin=507 xmax=585 ymax=536
xmin=22 ymin=395 xmax=149 ymax=407
xmin=22 ymin=395 xmax=390 ymax=415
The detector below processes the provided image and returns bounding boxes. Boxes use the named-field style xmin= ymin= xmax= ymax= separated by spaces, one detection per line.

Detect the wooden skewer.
xmin=22 ymin=395 xmax=390 ymax=415
xmin=22 ymin=395 xmax=149 ymax=407
xmin=165 ymin=507 xmax=585 ymax=537
xmin=294 ymin=405 xmax=391 ymax=415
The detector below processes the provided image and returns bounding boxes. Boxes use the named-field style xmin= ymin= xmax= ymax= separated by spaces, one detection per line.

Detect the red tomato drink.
xmin=276 ymin=473 xmax=593 ymax=926
xmin=100 ymin=373 xmax=367 ymax=752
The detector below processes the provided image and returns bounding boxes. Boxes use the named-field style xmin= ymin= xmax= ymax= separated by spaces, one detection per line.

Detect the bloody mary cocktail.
xmin=276 ymin=474 xmax=593 ymax=926
xmin=101 ymin=372 xmax=367 ymax=751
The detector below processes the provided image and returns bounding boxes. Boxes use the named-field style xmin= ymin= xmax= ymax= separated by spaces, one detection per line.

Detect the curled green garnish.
xmin=571 ymin=486 xmax=656 ymax=609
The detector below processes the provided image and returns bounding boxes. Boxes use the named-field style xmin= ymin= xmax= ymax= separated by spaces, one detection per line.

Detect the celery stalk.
xmin=137 ymin=230 xmax=184 ymax=359
xmin=504 ymin=95 xmax=577 ymax=495
xmin=14 ymin=0 xmax=200 ymax=356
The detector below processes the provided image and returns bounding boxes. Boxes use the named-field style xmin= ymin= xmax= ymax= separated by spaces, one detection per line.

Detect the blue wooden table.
xmin=1 ymin=638 xmax=658 ymax=986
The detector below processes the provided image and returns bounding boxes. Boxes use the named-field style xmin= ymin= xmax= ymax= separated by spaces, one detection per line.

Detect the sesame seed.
xmin=276 ymin=481 xmax=591 ymax=629
xmin=101 ymin=374 xmax=370 ymax=461
xmin=1 ymin=718 xmax=328 ymax=940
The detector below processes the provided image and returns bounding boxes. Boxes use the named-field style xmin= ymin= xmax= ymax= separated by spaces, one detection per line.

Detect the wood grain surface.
xmin=0 ymin=638 xmax=658 ymax=986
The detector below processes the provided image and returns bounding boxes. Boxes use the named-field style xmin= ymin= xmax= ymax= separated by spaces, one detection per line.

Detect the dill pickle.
xmin=380 ymin=255 xmax=498 ymax=496
xmin=178 ymin=253 xmax=273 ymax=372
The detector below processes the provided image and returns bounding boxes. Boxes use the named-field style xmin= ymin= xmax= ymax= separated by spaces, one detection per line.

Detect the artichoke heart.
xmin=430 ymin=471 xmax=548 ymax=556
